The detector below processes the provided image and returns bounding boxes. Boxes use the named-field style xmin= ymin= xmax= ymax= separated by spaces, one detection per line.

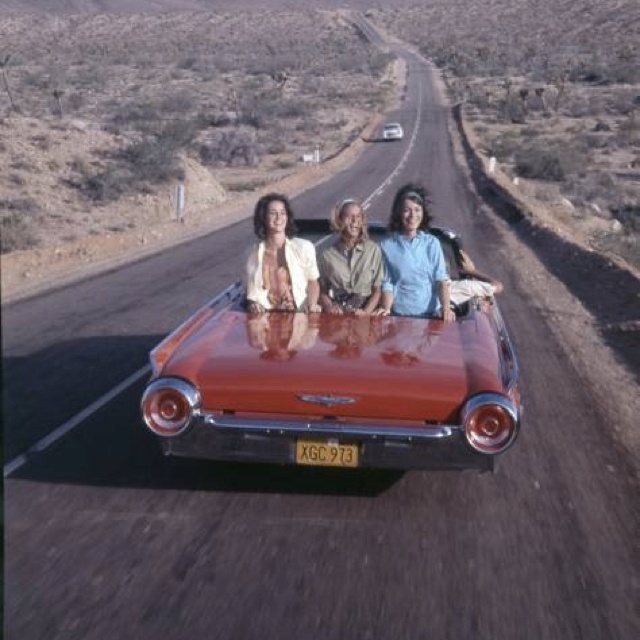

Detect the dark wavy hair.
xmin=387 ymin=183 xmax=433 ymax=233
xmin=253 ymin=192 xmax=298 ymax=240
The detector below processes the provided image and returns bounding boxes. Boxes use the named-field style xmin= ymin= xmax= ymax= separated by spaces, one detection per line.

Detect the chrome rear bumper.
xmin=159 ymin=415 xmax=495 ymax=472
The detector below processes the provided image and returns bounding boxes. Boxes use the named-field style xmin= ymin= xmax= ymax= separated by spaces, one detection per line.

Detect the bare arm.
xmin=438 ymin=280 xmax=455 ymax=322
xmin=359 ymin=286 xmax=381 ymax=315
xmin=306 ymin=279 xmax=321 ymax=313
xmin=318 ymin=277 xmax=343 ymax=314
xmin=319 ymin=291 xmax=338 ymax=313
xmin=375 ymin=289 xmax=394 ymax=316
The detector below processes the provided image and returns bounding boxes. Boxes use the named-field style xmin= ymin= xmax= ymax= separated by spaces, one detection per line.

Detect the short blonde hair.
xmin=330 ymin=198 xmax=369 ymax=241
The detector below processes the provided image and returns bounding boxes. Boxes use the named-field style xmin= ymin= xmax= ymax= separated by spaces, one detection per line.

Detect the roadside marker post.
xmin=176 ymin=182 xmax=185 ymax=223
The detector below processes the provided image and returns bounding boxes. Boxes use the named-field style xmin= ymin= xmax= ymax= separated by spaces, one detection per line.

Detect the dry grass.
xmin=0 ymin=10 xmax=396 ymax=253
xmin=370 ymin=0 xmax=640 ymax=270
xmin=1 ymin=0 xmax=639 ymax=277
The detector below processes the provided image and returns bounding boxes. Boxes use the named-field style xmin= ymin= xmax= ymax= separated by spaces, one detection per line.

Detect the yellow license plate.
xmin=295 ymin=440 xmax=359 ymax=468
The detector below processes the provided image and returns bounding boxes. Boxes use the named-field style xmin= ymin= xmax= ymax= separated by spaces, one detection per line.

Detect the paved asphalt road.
xmin=4 ymin=34 xmax=639 ymax=640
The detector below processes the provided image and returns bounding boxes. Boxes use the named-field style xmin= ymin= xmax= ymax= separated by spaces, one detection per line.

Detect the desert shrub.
xmin=110 ymin=101 xmax=164 ymax=128
xmin=0 ymin=197 xmax=38 ymax=214
xmin=275 ymin=158 xmax=295 ymax=169
xmin=76 ymin=121 xmax=196 ymax=202
xmin=177 ymin=56 xmax=198 ymax=70
xmin=295 ymin=117 xmax=321 ymax=133
xmin=77 ymin=167 xmax=128 ymax=202
xmin=605 ymin=59 xmax=640 ymax=85
xmin=565 ymin=94 xmax=602 ymax=118
xmin=66 ymin=92 xmax=85 ymax=112
xmin=485 ymin=131 xmax=521 ymax=160
xmin=615 ymin=115 xmax=640 ymax=148
xmin=266 ymin=140 xmax=287 ymax=155
xmin=225 ymin=178 xmax=269 ymax=193
xmin=612 ymin=204 xmax=640 ymax=232
xmin=116 ymin=123 xmax=193 ymax=182
xmin=10 ymin=158 xmax=32 ymax=171
xmin=583 ymin=133 xmax=613 ymax=149
xmin=520 ymin=126 xmax=540 ymax=138
xmin=199 ymin=130 xmax=259 ymax=167
xmin=515 ymin=140 xmax=589 ymax=181
xmin=567 ymin=171 xmax=618 ymax=204
xmin=206 ymin=112 xmax=235 ymax=128
xmin=336 ymin=53 xmax=367 ymax=74
xmin=368 ymin=52 xmax=395 ymax=77
xmin=609 ymin=89 xmax=639 ymax=116
xmin=237 ymin=110 xmax=265 ymax=129
xmin=72 ymin=64 xmax=107 ymax=89
xmin=68 ymin=156 xmax=91 ymax=174
xmin=158 ymin=93 xmax=196 ymax=114
xmin=21 ymin=70 xmax=54 ymax=90
xmin=30 ymin=134 xmax=50 ymax=150
xmin=503 ymin=96 xmax=527 ymax=124
xmin=272 ymin=98 xmax=311 ymax=119
xmin=1 ymin=213 xmax=40 ymax=253
xmin=0 ymin=199 xmax=40 ymax=253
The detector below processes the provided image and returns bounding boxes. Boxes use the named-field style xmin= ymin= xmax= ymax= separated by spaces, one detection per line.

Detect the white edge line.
xmin=5 ymin=284 xmax=240 ymax=478
xmin=4 ymin=365 xmax=151 ymax=478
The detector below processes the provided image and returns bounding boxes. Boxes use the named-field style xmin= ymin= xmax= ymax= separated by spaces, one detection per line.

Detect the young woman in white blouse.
xmin=245 ymin=193 xmax=321 ymax=315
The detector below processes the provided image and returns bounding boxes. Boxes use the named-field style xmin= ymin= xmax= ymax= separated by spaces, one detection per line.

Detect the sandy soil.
xmin=0 ymin=110 xmax=386 ymax=302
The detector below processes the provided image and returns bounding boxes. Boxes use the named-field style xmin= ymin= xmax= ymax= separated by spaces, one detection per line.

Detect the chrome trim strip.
xmin=200 ymin=414 xmax=461 ymax=440
xmin=491 ymin=303 xmax=520 ymax=393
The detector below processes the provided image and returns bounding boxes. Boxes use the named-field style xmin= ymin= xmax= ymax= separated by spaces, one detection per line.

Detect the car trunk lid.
xmin=163 ymin=310 xmax=504 ymax=423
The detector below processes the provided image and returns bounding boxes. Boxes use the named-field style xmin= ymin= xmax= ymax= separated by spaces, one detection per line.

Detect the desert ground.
xmin=1 ymin=1 xmax=639 ymax=298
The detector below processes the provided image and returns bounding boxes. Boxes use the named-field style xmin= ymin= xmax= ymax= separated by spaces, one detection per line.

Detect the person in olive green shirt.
xmin=318 ymin=199 xmax=384 ymax=315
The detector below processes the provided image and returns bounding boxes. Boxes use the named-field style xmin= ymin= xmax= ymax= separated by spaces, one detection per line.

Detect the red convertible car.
xmin=141 ymin=222 xmax=521 ymax=472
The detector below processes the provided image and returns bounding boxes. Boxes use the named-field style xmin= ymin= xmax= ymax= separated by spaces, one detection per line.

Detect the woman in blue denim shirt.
xmin=378 ymin=184 xmax=455 ymax=322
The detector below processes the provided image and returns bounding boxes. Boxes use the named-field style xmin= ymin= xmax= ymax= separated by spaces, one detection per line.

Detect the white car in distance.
xmin=382 ymin=122 xmax=404 ymax=141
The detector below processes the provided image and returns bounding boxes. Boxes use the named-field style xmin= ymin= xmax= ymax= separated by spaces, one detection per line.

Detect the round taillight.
xmin=461 ymin=394 xmax=519 ymax=454
xmin=141 ymin=378 xmax=200 ymax=437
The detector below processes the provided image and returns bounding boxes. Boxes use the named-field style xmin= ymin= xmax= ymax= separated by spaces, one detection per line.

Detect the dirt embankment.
xmin=448 ymin=95 xmax=640 ymax=469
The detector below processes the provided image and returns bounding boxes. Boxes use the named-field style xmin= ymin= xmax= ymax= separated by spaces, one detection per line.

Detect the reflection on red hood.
xmin=162 ymin=310 xmax=504 ymax=423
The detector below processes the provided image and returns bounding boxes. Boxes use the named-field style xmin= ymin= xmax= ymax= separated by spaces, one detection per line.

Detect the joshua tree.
xmin=1 ymin=54 xmax=17 ymax=112
xmin=227 ymin=84 xmax=240 ymax=121
xmin=53 ymin=88 xmax=64 ymax=117
xmin=552 ymin=65 xmax=572 ymax=112
xmin=501 ymin=77 xmax=512 ymax=120
xmin=269 ymin=71 xmax=288 ymax=94
xmin=535 ymin=87 xmax=548 ymax=112
xmin=519 ymin=88 xmax=529 ymax=115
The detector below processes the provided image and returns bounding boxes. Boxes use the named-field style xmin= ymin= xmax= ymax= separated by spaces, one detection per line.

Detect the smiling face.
xmin=401 ymin=198 xmax=424 ymax=237
xmin=265 ymin=199 xmax=288 ymax=236
xmin=340 ymin=203 xmax=364 ymax=243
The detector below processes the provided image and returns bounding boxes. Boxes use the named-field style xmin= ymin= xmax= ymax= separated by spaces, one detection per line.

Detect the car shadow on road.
xmin=5 ymin=343 xmax=404 ymax=497
xmin=361 ymin=136 xmax=399 ymax=143
xmin=11 ymin=437 xmax=406 ymax=498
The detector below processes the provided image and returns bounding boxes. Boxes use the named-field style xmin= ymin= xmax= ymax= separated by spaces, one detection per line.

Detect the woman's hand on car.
xmin=247 ymin=301 xmax=265 ymax=315
xmin=441 ymin=307 xmax=456 ymax=323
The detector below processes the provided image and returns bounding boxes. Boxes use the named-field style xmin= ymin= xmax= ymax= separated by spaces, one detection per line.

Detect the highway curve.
xmin=4 ymin=31 xmax=639 ymax=640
